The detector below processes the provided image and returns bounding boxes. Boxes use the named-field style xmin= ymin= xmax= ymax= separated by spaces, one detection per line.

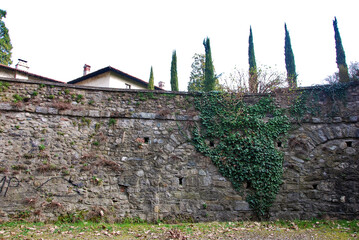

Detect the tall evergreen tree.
xmin=203 ymin=37 xmax=216 ymax=92
xmin=148 ymin=66 xmax=154 ymax=90
xmin=284 ymin=23 xmax=297 ymax=88
xmin=170 ymin=50 xmax=178 ymax=91
xmin=0 ymin=9 xmax=13 ymax=66
xmin=248 ymin=26 xmax=258 ymax=93
xmin=333 ymin=17 xmax=349 ymax=83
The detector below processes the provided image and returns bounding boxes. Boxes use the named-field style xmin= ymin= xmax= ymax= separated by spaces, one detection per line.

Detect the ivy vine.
xmin=193 ymin=93 xmax=290 ymax=216
xmin=289 ymin=82 xmax=352 ymax=121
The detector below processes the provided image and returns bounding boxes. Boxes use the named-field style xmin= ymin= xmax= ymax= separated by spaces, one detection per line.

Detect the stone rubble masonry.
xmin=0 ymin=78 xmax=358 ymax=222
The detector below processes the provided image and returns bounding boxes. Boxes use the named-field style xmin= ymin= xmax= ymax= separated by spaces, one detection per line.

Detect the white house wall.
xmin=108 ymin=72 xmax=147 ymax=89
xmin=73 ymin=72 xmax=110 ymax=87
xmin=0 ymin=67 xmax=28 ymax=80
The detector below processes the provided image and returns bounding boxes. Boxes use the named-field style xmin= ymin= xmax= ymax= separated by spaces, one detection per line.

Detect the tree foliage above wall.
xmin=0 ymin=9 xmax=13 ymax=66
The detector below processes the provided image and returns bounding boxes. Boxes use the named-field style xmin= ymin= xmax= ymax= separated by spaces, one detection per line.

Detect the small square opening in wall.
xmin=144 ymin=137 xmax=150 ymax=143
xmin=178 ymin=177 xmax=183 ymax=185
xmin=277 ymin=142 xmax=282 ymax=148
xmin=209 ymin=140 xmax=215 ymax=147
xmin=346 ymin=141 xmax=352 ymax=147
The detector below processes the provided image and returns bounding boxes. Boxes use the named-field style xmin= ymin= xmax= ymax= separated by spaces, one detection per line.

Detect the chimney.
xmin=83 ymin=64 xmax=91 ymax=76
xmin=158 ymin=81 xmax=165 ymax=89
xmin=15 ymin=59 xmax=29 ymax=72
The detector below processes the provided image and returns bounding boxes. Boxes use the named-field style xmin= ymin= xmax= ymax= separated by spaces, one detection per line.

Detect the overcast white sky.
xmin=2 ymin=0 xmax=359 ymax=90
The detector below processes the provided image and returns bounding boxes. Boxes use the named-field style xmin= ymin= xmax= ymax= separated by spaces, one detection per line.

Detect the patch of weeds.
xmin=56 ymin=210 xmax=87 ymax=223
xmin=38 ymin=144 xmax=46 ymax=151
xmin=57 ymin=131 xmax=64 ymax=136
xmin=14 ymin=210 xmax=31 ymax=219
xmin=70 ymin=141 xmax=75 ymax=146
xmin=76 ymin=94 xmax=83 ymax=103
xmin=39 ymin=83 xmax=46 ymax=88
xmin=32 ymin=91 xmax=38 ymax=97
xmin=88 ymin=100 xmax=95 ymax=105
xmin=11 ymin=164 xmax=28 ymax=171
xmin=88 ymin=133 xmax=95 ymax=139
xmin=162 ymin=93 xmax=176 ymax=99
xmin=48 ymin=95 xmax=55 ymax=99
xmin=109 ymin=118 xmax=116 ymax=126
xmin=146 ymin=92 xmax=158 ymax=99
xmin=62 ymin=169 xmax=70 ymax=176
xmin=15 ymin=125 xmax=20 ymax=129
xmin=81 ymin=117 xmax=91 ymax=127
xmin=95 ymin=122 xmax=102 ymax=132
xmin=0 ymin=167 xmax=8 ymax=173
xmin=137 ymin=92 xmax=147 ymax=101
xmin=0 ymin=81 xmax=10 ymax=91
xmin=64 ymin=89 xmax=70 ymax=95
xmin=12 ymin=94 xmax=23 ymax=102
xmin=92 ymin=141 xmax=100 ymax=146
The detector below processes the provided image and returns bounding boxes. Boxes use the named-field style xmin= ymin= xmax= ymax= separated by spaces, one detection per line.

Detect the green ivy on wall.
xmin=289 ymin=82 xmax=352 ymax=121
xmin=193 ymin=93 xmax=290 ymax=216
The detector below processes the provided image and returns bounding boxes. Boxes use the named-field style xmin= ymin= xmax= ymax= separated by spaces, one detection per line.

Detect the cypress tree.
xmin=284 ymin=23 xmax=297 ymax=88
xmin=333 ymin=17 xmax=349 ymax=83
xmin=148 ymin=66 xmax=154 ymax=90
xmin=170 ymin=50 xmax=178 ymax=91
xmin=203 ymin=37 xmax=216 ymax=92
xmin=248 ymin=26 xmax=258 ymax=93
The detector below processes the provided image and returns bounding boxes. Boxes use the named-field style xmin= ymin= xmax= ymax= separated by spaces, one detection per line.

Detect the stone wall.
xmin=0 ymin=77 xmax=358 ymax=222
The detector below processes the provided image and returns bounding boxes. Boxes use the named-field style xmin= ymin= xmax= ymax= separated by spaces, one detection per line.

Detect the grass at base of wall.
xmin=0 ymin=219 xmax=357 ymax=239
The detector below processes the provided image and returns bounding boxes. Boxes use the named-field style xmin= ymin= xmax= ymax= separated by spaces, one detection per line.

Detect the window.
xmin=125 ymin=83 xmax=131 ymax=89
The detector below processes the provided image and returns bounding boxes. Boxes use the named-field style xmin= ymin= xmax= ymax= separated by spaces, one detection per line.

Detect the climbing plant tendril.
xmin=193 ymin=93 xmax=290 ymax=216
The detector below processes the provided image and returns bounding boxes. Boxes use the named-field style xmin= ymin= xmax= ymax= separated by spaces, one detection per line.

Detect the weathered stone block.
xmin=234 ymin=201 xmax=250 ymax=211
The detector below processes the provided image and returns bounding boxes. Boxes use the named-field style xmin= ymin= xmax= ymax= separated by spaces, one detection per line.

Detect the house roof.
xmin=0 ymin=63 xmax=64 ymax=83
xmin=68 ymin=66 xmax=163 ymax=90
